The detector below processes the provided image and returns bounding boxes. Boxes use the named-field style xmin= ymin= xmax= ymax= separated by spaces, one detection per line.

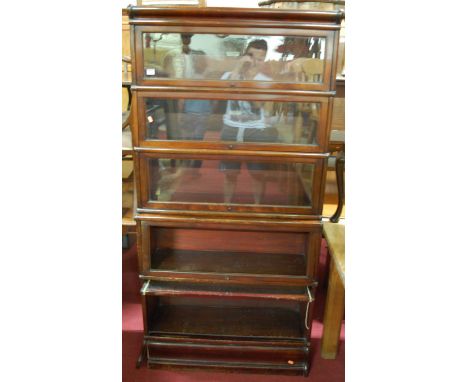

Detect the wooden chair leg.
xmin=330 ymin=150 xmax=345 ymax=223
xmin=321 ymin=257 xmax=345 ymax=359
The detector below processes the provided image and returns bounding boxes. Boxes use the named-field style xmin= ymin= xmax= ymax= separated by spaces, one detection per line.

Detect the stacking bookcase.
xmin=129 ymin=6 xmax=344 ymax=376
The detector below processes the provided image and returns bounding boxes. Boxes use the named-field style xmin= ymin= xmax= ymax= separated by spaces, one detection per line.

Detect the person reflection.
xmin=178 ymin=52 xmax=212 ymax=175
xmin=219 ymin=40 xmax=278 ymax=204
xmin=163 ymin=35 xmax=212 ymax=177
xmin=163 ymin=33 xmax=200 ymax=79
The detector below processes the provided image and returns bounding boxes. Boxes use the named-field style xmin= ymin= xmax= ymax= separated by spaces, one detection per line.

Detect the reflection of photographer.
xmin=224 ymin=39 xmax=269 ymax=81
xmin=219 ymin=40 xmax=278 ymax=205
xmin=163 ymin=33 xmax=207 ymax=79
xmin=221 ymin=40 xmax=273 ymax=142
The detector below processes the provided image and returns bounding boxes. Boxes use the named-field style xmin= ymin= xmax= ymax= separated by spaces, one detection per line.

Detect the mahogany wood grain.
xmin=133 ymin=26 xmax=336 ymax=92
xmin=335 ymin=77 xmax=345 ymax=98
xmin=152 ymin=249 xmax=306 ymax=276
xmin=154 ymin=227 xmax=306 ymax=254
xmin=128 ymin=7 xmax=344 ymax=24
xmin=147 ymin=359 xmax=307 ymax=375
xmin=306 ymin=230 xmax=322 ymax=279
xmin=137 ymin=214 xmax=323 ymax=231
xmin=147 ymin=342 xmax=306 ymax=363
xmin=145 ymin=334 xmax=308 ymax=347
xmin=128 ymin=6 xmax=343 ymax=374
xmin=134 ymin=146 xmax=329 ymax=158
xmin=137 ymin=208 xmax=323 ymax=221
xmin=141 ymin=271 xmax=312 ymax=286
xmin=135 ymin=151 xmax=327 ymax=216
xmin=142 ymin=281 xmax=312 ymax=301
xmin=136 ymin=219 xmax=321 ymax=286
xmin=132 ymin=85 xmax=336 ymax=97
xmin=148 ymin=304 xmax=303 ymax=339
xmin=129 ymin=7 xmax=343 ymax=92
xmin=134 ymin=90 xmax=332 ymax=153
xmin=146 ymin=341 xmax=308 ymax=374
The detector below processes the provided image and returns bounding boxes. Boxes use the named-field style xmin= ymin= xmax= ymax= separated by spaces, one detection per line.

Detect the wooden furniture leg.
xmin=330 ymin=150 xmax=345 ymax=223
xmin=321 ymin=256 xmax=345 ymax=359
xmin=136 ymin=341 xmax=147 ymax=368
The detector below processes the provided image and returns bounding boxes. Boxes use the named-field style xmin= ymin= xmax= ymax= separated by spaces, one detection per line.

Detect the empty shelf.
xmin=148 ymin=304 xmax=304 ymax=340
xmin=151 ymin=249 xmax=306 ymax=277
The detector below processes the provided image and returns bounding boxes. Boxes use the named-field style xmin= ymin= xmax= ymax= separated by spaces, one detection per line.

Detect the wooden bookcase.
xmin=128 ymin=6 xmax=344 ymax=375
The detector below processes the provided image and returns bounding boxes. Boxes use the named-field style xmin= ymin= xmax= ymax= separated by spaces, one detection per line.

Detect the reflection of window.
xmin=222 ymin=37 xmax=245 ymax=57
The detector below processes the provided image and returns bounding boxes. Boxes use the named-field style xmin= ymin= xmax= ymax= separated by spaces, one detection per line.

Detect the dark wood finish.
xmin=153 ymin=227 xmax=306 ymax=253
xmin=136 ymin=218 xmax=322 ymax=286
xmin=259 ymin=0 xmax=345 ymax=5
xmin=129 ymin=7 xmax=343 ymax=93
xmin=133 ymin=27 xmax=337 ymax=92
xmin=147 ymin=357 xmax=308 ymax=375
xmin=146 ymin=342 xmax=306 ymax=366
xmin=147 ymin=304 xmax=304 ymax=339
xmin=140 ymin=286 xmax=313 ymax=375
xmin=135 ymin=150 xmax=327 ymax=216
xmin=128 ymin=7 xmax=344 ymax=24
xmin=336 ymin=76 xmax=345 ymax=98
xmin=128 ymin=6 xmax=343 ymax=374
xmin=152 ymin=249 xmax=306 ymax=276
xmin=134 ymin=90 xmax=332 ymax=153
xmin=132 ymin=85 xmax=336 ymax=97
xmin=143 ymin=334 xmax=310 ymax=375
xmin=137 ymin=213 xmax=323 ymax=230
xmin=145 ymin=334 xmax=308 ymax=347
xmin=306 ymin=230 xmax=323 ymax=281
xmin=142 ymin=280 xmax=312 ymax=301
xmin=135 ymin=146 xmax=329 ymax=158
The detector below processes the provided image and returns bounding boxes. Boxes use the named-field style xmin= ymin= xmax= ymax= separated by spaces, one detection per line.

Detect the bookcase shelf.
xmin=142 ymin=280 xmax=312 ymax=301
xmin=129 ymin=5 xmax=344 ymax=375
xmin=151 ymin=249 xmax=306 ymax=277
xmin=148 ymin=304 xmax=304 ymax=340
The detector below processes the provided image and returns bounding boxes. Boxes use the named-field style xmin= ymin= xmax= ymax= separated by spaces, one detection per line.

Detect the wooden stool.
xmin=321 ymin=222 xmax=345 ymax=359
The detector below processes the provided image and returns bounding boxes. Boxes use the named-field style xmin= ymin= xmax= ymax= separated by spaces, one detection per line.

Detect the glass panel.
xmin=142 ymin=33 xmax=326 ymax=83
xmin=144 ymin=98 xmax=320 ymax=146
xmin=148 ymin=158 xmax=314 ymax=207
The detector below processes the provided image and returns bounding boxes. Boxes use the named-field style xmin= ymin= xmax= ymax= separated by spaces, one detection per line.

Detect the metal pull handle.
xmin=141 ymin=280 xmax=150 ymax=295
xmin=305 ymin=286 xmax=313 ymax=330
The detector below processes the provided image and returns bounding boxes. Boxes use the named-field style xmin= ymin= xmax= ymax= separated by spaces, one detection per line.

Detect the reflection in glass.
xmin=142 ymin=33 xmax=326 ymax=83
xmin=148 ymin=158 xmax=314 ymax=207
xmin=145 ymin=98 xmax=320 ymax=146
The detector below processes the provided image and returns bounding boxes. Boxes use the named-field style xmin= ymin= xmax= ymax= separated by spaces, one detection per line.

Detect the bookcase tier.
xmin=129 ymin=5 xmax=343 ymax=375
